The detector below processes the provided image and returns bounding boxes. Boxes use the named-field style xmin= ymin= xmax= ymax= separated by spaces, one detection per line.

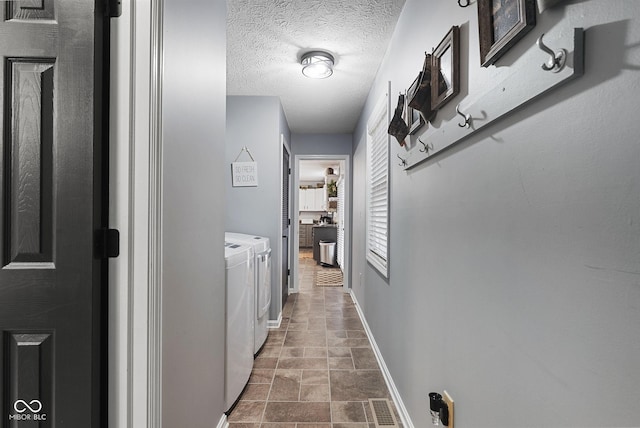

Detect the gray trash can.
xmin=319 ymin=241 xmax=336 ymax=266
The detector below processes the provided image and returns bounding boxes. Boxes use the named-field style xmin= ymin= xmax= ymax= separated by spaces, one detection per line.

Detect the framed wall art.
xmin=431 ymin=25 xmax=460 ymax=111
xmin=477 ymin=0 xmax=536 ymax=67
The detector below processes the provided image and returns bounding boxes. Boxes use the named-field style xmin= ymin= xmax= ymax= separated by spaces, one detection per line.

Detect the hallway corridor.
xmin=227 ymin=256 xmax=400 ymax=427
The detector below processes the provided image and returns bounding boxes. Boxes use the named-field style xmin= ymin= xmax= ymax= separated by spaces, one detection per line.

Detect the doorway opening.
xmin=292 ymin=155 xmax=350 ymax=294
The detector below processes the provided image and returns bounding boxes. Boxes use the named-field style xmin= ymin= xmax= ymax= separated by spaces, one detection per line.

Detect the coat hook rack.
xmin=397 ymin=153 xmax=407 ymax=167
xmin=456 ymin=104 xmax=472 ymax=128
xmin=537 ymin=33 xmax=567 ymax=73
xmin=234 ymin=146 xmax=256 ymax=162
xmin=419 ymin=138 xmax=433 ymax=154
xmin=457 ymin=0 xmax=471 ymax=7
xmin=401 ymin=28 xmax=585 ymax=171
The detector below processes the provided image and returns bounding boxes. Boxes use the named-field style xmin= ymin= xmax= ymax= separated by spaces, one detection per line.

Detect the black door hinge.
xmin=96 ymin=228 xmax=120 ymax=259
xmin=288 ymin=168 xmax=291 ymax=175
xmin=108 ymin=0 xmax=122 ymax=17
xmin=287 ymin=269 xmax=290 ymax=276
xmin=288 ymin=218 xmax=291 ymax=225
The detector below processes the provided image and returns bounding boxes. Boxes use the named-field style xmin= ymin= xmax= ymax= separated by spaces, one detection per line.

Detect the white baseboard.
xmin=267 ymin=311 xmax=282 ymax=329
xmin=216 ymin=413 xmax=228 ymax=428
xmin=350 ymin=290 xmax=414 ymax=428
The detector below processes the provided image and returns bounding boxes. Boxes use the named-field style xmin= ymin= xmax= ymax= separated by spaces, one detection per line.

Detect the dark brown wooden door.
xmin=0 ymin=1 xmax=108 ymax=426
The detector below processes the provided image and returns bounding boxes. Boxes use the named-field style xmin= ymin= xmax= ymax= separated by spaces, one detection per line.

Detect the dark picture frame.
xmin=431 ymin=26 xmax=460 ymax=111
xmin=477 ymin=0 xmax=536 ymax=67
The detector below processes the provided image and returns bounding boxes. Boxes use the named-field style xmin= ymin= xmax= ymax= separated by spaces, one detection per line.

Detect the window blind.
xmin=337 ymin=176 xmax=345 ymax=269
xmin=366 ymin=91 xmax=389 ymax=277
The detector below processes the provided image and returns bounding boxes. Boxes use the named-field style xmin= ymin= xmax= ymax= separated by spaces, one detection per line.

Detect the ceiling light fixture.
xmin=301 ymin=51 xmax=334 ymax=79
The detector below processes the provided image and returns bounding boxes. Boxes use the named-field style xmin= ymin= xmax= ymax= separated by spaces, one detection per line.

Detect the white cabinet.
xmin=313 ymin=187 xmax=326 ymax=211
xmin=299 ymin=188 xmax=310 ymax=210
xmin=299 ymin=187 xmax=326 ymax=211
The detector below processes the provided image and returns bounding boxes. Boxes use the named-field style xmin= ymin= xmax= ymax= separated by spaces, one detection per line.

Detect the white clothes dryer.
xmin=223 ymin=241 xmax=254 ymax=412
xmin=225 ymin=232 xmax=272 ymax=355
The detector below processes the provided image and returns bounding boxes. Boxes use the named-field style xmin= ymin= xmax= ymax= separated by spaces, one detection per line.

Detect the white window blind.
xmin=337 ymin=176 xmax=345 ymax=269
xmin=366 ymin=90 xmax=389 ymax=277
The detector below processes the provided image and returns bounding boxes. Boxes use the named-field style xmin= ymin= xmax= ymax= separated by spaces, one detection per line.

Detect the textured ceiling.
xmin=227 ymin=0 xmax=406 ymax=134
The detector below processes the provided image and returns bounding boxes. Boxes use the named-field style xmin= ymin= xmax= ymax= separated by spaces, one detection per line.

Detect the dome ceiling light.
xmin=300 ymin=51 xmax=335 ymax=79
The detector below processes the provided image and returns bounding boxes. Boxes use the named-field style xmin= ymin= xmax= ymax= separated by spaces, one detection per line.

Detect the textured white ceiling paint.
xmin=227 ymin=0 xmax=406 ymax=133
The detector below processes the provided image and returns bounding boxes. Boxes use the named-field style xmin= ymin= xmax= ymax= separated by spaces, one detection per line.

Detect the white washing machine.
xmin=225 ymin=232 xmax=271 ymax=355
xmin=223 ymin=241 xmax=254 ymax=412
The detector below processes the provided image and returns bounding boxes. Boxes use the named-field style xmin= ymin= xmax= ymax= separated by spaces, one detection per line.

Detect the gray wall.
xmin=291 ymin=133 xmax=353 ymax=156
xmin=352 ymin=1 xmax=640 ymax=427
xmin=160 ymin=0 xmax=227 ymax=425
xmin=226 ymin=96 xmax=290 ymax=319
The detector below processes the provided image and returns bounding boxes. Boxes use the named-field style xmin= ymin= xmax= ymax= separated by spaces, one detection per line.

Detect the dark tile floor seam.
xmin=323 ymin=290 xmax=335 ymax=426
xmin=260 ymin=360 xmax=275 ymax=426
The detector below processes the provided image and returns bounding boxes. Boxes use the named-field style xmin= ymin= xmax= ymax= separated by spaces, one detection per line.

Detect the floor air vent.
xmin=369 ymin=398 xmax=399 ymax=427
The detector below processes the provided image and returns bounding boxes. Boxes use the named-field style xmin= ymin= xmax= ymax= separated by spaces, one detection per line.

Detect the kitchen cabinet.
xmin=299 ymin=188 xmax=310 ymax=210
xmin=313 ymin=187 xmax=326 ymax=211
xmin=299 ymin=224 xmax=313 ymax=248
xmin=299 ymin=187 xmax=326 ymax=211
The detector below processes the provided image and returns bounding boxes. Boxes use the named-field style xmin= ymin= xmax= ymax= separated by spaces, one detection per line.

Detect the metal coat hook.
xmin=418 ymin=138 xmax=433 ymax=154
xmin=537 ymin=33 xmax=567 ymax=73
xmin=456 ymin=104 xmax=471 ymax=128
xmin=458 ymin=0 xmax=471 ymax=7
xmin=397 ymin=154 xmax=407 ymax=167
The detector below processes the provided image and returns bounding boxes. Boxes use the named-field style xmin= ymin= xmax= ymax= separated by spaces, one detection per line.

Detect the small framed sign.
xmin=231 ymin=161 xmax=258 ymax=187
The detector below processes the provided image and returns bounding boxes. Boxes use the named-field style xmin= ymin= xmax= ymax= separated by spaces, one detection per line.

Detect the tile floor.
xmin=227 ymin=251 xmax=401 ymax=427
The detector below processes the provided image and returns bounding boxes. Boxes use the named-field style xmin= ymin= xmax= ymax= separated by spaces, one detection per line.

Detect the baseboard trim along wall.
xmin=350 ymin=290 xmax=415 ymax=428
xmin=217 ymin=413 xmax=228 ymax=428
xmin=267 ymin=312 xmax=282 ymax=329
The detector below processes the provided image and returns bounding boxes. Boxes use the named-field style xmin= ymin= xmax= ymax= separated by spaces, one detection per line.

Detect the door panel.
xmin=6 ymin=59 xmax=55 ymax=266
xmin=281 ymin=147 xmax=290 ymax=308
xmin=0 ymin=1 xmax=107 ymax=426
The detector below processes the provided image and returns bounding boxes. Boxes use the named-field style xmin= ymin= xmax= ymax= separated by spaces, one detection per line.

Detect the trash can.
xmin=319 ymin=241 xmax=336 ymax=266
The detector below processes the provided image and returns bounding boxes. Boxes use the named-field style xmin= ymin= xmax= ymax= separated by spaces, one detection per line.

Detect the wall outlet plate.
xmin=443 ymin=390 xmax=454 ymax=428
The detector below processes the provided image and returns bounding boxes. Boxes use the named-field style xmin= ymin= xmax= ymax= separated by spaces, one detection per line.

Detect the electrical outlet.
xmin=443 ymin=391 xmax=454 ymax=428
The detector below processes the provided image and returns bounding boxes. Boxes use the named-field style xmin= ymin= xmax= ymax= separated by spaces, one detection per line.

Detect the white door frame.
xmin=109 ymin=0 xmax=161 ymax=426
xmin=292 ymin=154 xmax=351 ymax=293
